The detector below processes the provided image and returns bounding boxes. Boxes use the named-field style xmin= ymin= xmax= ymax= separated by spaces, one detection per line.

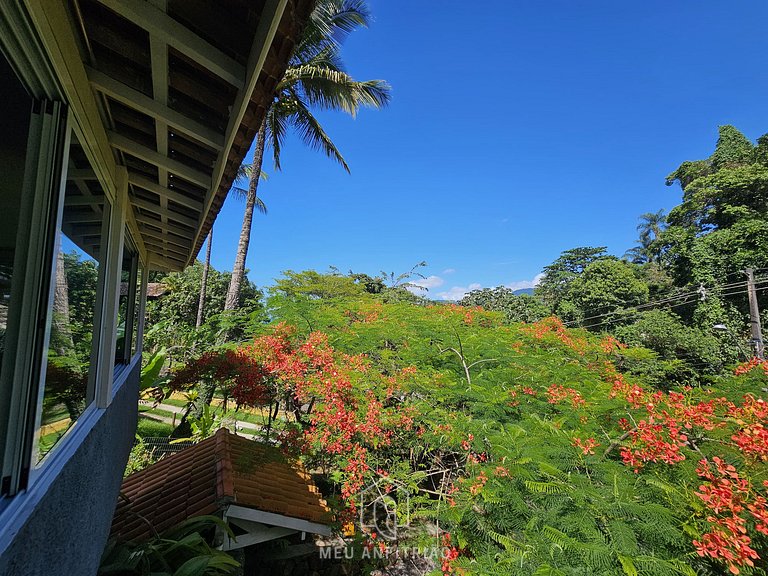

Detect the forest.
xmin=79 ymin=126 xmax=768 ymax=575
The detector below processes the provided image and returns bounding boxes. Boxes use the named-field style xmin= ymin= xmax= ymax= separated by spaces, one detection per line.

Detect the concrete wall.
xmin=0 ymin=363 xmax=139 ymax=576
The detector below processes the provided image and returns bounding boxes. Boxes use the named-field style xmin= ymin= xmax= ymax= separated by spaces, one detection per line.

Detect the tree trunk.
xmin=52 ymin=250 xmax=76 ymax=359
xmin=196 ymin=228 xmax=213 ymax=328
xmin=224 ymin=118 xmax=267 ymax=311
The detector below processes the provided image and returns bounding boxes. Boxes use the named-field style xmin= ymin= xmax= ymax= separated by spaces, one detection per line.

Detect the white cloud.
xmin=442 ymin=268 xmax=456 ymax=275
xmin=434 ymin=274 xmax=543 ymax=301
xmin=405 ymin=275 xmax=445 ymax=293
xmin=436 ymin=283 xmax=482 ymax=301
xmin=506 ymin=273 xmax=544 ymax=292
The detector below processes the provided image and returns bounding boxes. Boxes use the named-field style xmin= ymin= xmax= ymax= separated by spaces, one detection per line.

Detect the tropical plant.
xmin=99 ymin=516 xmax=239 ymax=576
xmin=223 ymin=0 xmax=391 ymax=310
xmin=558 ymin=258 xmax=649 ymax=328
xmin=144 ymin=262 xmax=263 ymax=360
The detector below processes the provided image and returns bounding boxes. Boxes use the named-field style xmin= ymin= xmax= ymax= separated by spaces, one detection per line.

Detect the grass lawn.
xmin=139 ymin=406 xmax=177 ymax=419
xmin=136 ymin=417 xmax=173 ymax=438
xmin=147 ymin=396 xmax=272 ymax=427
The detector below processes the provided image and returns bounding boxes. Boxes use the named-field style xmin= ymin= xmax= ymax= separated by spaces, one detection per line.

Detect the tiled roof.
xmin=111 ymin=429 xmax=330 ymax=542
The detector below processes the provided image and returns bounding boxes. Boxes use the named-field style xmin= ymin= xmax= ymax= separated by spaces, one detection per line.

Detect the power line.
xmin=564 ymin=276 xmax=768 ymax=330
xmin=577 ymin=282 xmax=768 ymax=332
xmin=579 ymin=295 xmax=702 ymax=331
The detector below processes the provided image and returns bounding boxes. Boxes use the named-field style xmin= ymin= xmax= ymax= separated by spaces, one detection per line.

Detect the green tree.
xmin=460 ymin=286 xmax=551 ymax=323
xmin=536 ymin=246 xmax=608 ymax=309
xmin=659 ymin=125 xmax=768 ymax=337
xmin=615 ymin=309 xmax=732 ymax=381
xmin=145 ymin=262 xmax=262 ymax=357
xmin=224 ymin=0 xmax=391 ymax=310
xmin=561 ymin=258 xmax=649 ymax=328
xmin=271 ymin=269 xmax=365 ymax=301
xmin=61 ymin=251 xmax=98 ymax=363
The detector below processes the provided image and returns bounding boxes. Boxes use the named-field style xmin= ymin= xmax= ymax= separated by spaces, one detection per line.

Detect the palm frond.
xmin=297 ymin=0 xmax=371 ymax=61
xmin=230 ymin=164 xmax=268 ymax=200
xmin=266 ymin=102 xmax=290 ymax=171
xmin=253 ymin=196 xmax=267 ymax=215
xmin=287 ymin=96 xmax=350 ymax=172
xmin=283 ymin=65 xmax=390 ymax=116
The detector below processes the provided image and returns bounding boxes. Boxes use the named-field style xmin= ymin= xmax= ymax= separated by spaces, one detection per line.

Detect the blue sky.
xmin=206 ymin=1 xmax=768 ymax=300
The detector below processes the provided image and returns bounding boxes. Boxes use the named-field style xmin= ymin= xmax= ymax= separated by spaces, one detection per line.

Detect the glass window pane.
xmin=36 ymin=135 xmax=108 ymax=462
xmin=0 ymin=55 xmax=32 ymax=385
xmin=115 ymin=248 xmax=135 ymax=364
xmin=131 ymin=266 xmax=142 ymax=357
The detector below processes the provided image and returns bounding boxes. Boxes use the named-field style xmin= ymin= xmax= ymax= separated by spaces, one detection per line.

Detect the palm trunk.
xmin=224 ymin=117 xmax=267 ymax=311
xmin=52 ymin=250 xmax=76 ymax=359
xmin=196 ymin=229 xmax=213 ymax=328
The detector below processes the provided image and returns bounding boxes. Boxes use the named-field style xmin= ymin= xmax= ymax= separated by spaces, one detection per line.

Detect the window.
xmin=0 ymin=53 xmax=32 ymax=395
xmin=34 ymin=134 xmax=110 ymax=463
xmin=131 ymin=265 xmax=143 ymax=357
xmin=115 ymin=244 xmax=137 ymax=365
xmin=0 ymin=53 xmax=72 ymax=493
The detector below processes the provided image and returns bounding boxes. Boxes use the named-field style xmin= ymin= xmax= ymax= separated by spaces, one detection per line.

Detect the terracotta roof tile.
xmin=111 ymin=429 xmax=331 ymax=542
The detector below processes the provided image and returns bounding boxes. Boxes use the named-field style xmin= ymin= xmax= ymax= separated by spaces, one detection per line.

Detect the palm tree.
xmin=195 ymin=228 xmax=212 ymax=328
xmin=223 ymin=0 xmax=391 ymax=311
xmin=198 ymin=165 xmax=263 ymax=322
xmin=626 ymin=210 xmax=667 ymax=264
xmin=622 ymin=246 xmax=649 ymax=265
xmin=638 ymin=209 xmax=667 ymax=241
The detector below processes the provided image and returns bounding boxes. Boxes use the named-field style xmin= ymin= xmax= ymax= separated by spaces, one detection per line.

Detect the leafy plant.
xmin=99 ymin=516 xmax=239 ymax=576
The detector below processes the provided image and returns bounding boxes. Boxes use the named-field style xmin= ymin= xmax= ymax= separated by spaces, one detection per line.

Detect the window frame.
xmin=0 ymin=99 xmax=71 ymax=496
xmin=0 ymin=1 xmax=149 ymax=533
xmin=30 ymin=162 xmax=114 ymax=468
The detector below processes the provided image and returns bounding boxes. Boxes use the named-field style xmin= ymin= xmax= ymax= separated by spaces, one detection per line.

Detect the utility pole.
xmin=746 ymin=268 xmax=764 ymax=359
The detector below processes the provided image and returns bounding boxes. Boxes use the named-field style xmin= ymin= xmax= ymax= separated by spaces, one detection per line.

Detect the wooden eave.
xmin=62 ymin=0 xmax=313 ymax=270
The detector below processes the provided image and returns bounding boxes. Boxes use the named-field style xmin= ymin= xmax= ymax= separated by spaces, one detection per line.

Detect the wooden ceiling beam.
xmin=65 ymin=223 xmax=103 ymax=236
xmin=149 ymin=2 xmax=170 ymax=230
xmin=65 ymin=214 xmax=103 ymax=224
xmin=64 ymin=196 xmax=103 ymax=206
xmin=137 ymin=225 xmax=191 ymax=251
xmin=94 ymin=0 xmax=245 ymax=89
xmin=127 ymin=173 xmax=203 ymax=212
xmin=86 ymin=67 xmax=223 ymax=151
xmin=143 ymin=241 xmax=189 ymax=260
xmin=147 ymin=253 xmax=185 ymax=272
xmin=108 ymin=130 xmax=212 ymax=189
xmin=132 ymin=198 xmax=198 ymax=228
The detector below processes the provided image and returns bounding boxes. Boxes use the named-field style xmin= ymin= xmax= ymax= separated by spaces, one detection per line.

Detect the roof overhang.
xmin=222 ymin=504 xmax=331 ymax=551
xmin=24 ymin=0 xmax=313 ymax=271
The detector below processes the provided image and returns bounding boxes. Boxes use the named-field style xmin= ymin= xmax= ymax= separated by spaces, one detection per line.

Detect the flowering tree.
xmin=168 ymin=292 xmax=768 ymax=575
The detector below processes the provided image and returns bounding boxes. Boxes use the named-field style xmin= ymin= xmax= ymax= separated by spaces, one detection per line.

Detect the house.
xmin=112 ymin=429 xmax=331 ymax=558
xmin=0 ymin=1 xmax=312 ymax=574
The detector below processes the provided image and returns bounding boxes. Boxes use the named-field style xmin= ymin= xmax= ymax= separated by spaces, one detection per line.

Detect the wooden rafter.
xmin=134 ymin=204 xmax=197 ymax=229
xmin=138 ymin=225 xmax=191 ymax=251
xmin=94 ymin=0 xmax=245 ymax=89
xmin=86 ymin=67 xmax=224 ymax=151
xmin=108 ymin=131 xmax=211 ymax=189
xmin=127 ymin=173 xmax=202 ymax=212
